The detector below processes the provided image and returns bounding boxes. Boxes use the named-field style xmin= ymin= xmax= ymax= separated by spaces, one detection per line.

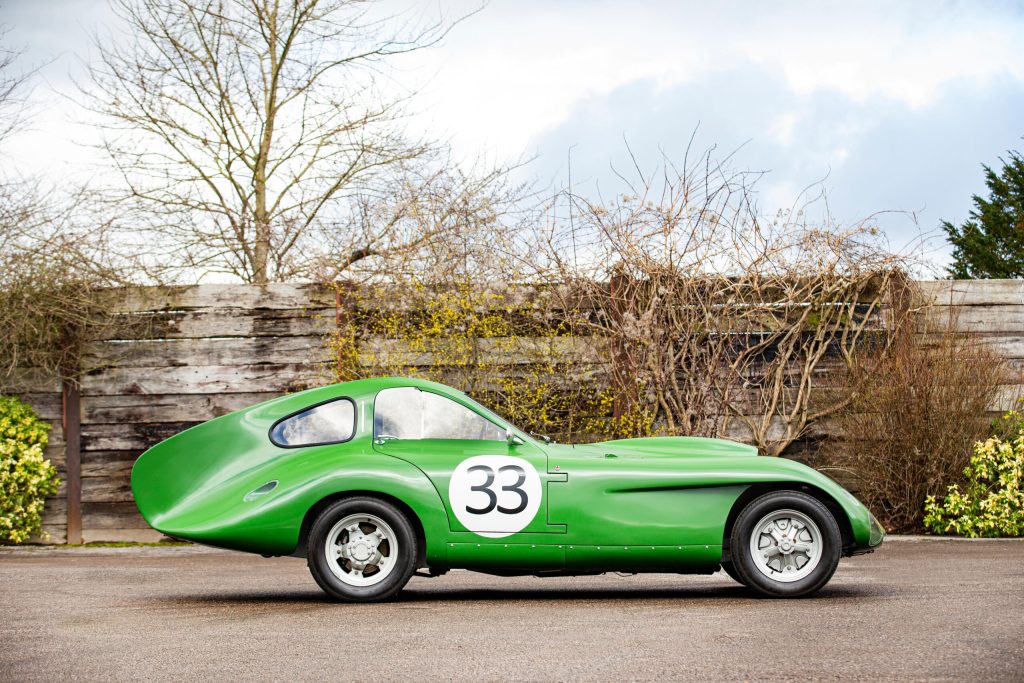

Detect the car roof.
xmin=321 ymin=376 xmax=466 ymax=401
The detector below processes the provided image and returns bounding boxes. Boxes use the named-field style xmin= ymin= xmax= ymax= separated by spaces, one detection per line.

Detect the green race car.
xmin=131 ymin=377 xmax=884 ymax=601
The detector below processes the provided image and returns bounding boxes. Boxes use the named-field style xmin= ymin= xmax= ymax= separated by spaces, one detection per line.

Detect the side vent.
xmin=244 ymin=480 xmax=279 ymax=502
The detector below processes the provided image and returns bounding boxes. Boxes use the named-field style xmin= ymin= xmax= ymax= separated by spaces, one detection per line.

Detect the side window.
xmin=270 ymin=399 xmax=355 ymax=447
xmin=373 ymin=387 xmax=421 ymax=440
xmin=374 ymin=387 xmax=504 ymax=441
xmin=421 ymin=391 xmax=505 ymax=440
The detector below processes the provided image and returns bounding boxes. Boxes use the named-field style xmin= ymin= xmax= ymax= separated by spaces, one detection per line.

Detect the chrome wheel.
xmin=325 ymin=513 xmax=397 ymax=587
xmin=748 ymin=508 xmax=822 ymax=583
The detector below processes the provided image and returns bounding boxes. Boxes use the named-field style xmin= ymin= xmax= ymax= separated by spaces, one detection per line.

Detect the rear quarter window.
xmin=270 ymin=398 xmax=356 ymax=447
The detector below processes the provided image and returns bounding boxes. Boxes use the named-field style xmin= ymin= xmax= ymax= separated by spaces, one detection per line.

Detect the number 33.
xmin=465 ymin=464 xmax=528 ymax=515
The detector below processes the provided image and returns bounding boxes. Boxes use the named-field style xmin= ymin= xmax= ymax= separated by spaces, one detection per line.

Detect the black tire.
xmin=307 ymin=497 xmax=417 ymax=602
xmin=719 ymin=560 xmax=746 ymax=585
xmin=729 ymin=490 xmax=841 ymax=598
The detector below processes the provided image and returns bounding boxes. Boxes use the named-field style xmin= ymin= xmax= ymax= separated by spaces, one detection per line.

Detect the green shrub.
xmin=923 ymin=419 xmax=1024 ymax=537
xmin=0 ymin=395 xmax=59 ymax=543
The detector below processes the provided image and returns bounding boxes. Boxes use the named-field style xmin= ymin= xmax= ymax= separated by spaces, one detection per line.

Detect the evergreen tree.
xmin=942 ymin=150 xmax=1024 ymax=279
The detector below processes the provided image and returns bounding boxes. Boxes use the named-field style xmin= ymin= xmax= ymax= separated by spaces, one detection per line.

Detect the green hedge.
xmin=0 ymin=395 xmax=59 ymax=543
xmin=924 ymin=404 xmax=1024 ymax=537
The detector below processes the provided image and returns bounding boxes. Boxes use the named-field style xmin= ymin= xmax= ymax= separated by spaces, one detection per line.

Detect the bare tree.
xmin=311 ymin=157 xmax=529 ymax=284
xmin=829 ymin=306 xmax=1009 ymax=531
xmin=84 ymin=0 xmax=468 ymax=283
xmin=536 ymin=145 xmax=912 ymax=456
xmin=0 ymin=28 xmax=144 ymax=386
xmin=0 ymin=27 xmax=31 ymax=147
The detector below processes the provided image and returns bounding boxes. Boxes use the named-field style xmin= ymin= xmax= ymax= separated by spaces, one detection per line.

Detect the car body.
xmin=132 ymin=377 xmax=884 ymax=600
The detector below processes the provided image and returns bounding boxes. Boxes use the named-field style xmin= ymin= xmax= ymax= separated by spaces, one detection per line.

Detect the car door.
xmin=370 ymin=386 xmax=563 ymax=538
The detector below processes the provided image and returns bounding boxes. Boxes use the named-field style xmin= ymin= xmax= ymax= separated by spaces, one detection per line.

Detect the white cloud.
xmin=394 ymin=0 xmax=1024 ymax=161
xmin=7 ymin=0 xmax=1023 ymax=173
xmin=2 ymin=0 xmax=1022 ymax=268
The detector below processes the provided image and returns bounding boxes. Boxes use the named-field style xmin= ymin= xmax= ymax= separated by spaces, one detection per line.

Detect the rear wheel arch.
xmin=722 ymin=482 xmax=854 ymax=561
xmin=296 ymin=490 xmax=427 ymax=567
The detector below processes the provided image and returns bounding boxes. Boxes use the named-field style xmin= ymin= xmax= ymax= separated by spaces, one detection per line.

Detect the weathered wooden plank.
xmin=670 ymin=384 xmax=1021 ymax=416
xmin=924 ymin=305 xmax=1024 ymax=333
xmin=45 ymin=428 xmax=65 ymax=448
xmin=82 ymin=502 xmax=153 ymax=529
xmin=82 ymin=422 xmax=198 ymax=451
xmin=43 ymin=444 xmax=66 ymax=471
xmin=37 ymin=496 xmax=68 ymax=543
xmin=86 ymin=335 xmax=331 ymax=368
xmin=1003 ymin=360 xmax=1024 ymax=382
xmin=80 ymin=363 xmax=331 ymax=397
xmin=0 ymin=368 xmax=61 ymax=393
xmin=82 ymin=477 xmax=133 ymax=504
xmin=993 ymin=384 xmax=1024 ymax=411
xmin=353 ymin=365 xmax=610 ymax=395
xmin=10 ymin=392 xmax=64 ymax=421
xmin=357 ymin=336 xmax=606 ymax=367
xmin=28 ymin=524 xmax=67 ymax=544
xmin=81 ymin=451 xmax=140 ymax=479
xmin=81 ymin=528 xmax=164 ymax=543
xmin=348 ymin=282 xmax=597 ymax=313
xmin=42 ymin=496 xmax=67 ymax=517
xmin=81 ymin=392 xmax=282 ymax=423
xmin=919 ymin=279 xmax=1024 ymax=306
xmin=722 ymin=416 xmax=843 ymax=444
xmin=959 ymin=334 xmax=1024 ymax=360
xmin=114 ymin=283 xmax=335 ymax=313
xmin=98 ymin=308 xmax=335 ymax=341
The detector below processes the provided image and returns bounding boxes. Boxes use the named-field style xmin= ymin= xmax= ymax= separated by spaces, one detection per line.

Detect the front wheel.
xmin=307 ymin=497 xmax=417 ymax=602
xmin=729 ymin=491 xmax=841 ymax=598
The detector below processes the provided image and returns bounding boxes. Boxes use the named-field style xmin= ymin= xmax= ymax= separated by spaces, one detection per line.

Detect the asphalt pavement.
xmin=1 ymin=538 xmax=1022 ymax=681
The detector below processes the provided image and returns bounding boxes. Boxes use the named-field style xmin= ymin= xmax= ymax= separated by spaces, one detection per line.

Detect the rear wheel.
xmin=307 ymin=497 xmax=417 ymax=602
xmin=730 ymin=490 xmax=841 ymax=598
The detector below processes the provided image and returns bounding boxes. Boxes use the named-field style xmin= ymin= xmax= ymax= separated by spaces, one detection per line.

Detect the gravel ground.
xmin=1 ymin=537 xmax=1022 ymax=681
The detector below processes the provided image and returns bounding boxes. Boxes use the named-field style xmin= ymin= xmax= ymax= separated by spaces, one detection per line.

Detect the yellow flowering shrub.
xmin=496 ymin=361 xmax=653 ymax=442
xmin=923 ymin=413 xmax=1024 ymax=537
xmin=330 ymin=281 xmax=647 ymax=443
xmin=0 ymin=395 xmax=59 ymax=543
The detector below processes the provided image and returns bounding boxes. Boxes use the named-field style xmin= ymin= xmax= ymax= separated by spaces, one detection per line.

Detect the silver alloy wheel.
xmin=325 ymin=513 xmax=398 ymax=587
xmin=748 ymin=508 xmax=822 ymax=583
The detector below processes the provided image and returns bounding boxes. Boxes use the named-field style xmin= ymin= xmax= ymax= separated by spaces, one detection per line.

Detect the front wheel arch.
xmin=296 ymin=490 xmax=427 ymax=567
xmin=721 ymin=483 xmax=853 ymax=562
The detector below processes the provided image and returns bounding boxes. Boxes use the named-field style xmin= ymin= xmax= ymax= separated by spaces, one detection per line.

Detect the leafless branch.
xmin=82 ymin=0 xmax=474 ymax=283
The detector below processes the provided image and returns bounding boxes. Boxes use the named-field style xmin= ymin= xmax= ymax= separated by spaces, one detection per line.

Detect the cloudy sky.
xmin=3 ymin=0 xmax=1023 ymax=271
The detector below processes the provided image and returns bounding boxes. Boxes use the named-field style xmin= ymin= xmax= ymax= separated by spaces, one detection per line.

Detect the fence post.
xmin=61 ymin=377 xmax=82 ymax=544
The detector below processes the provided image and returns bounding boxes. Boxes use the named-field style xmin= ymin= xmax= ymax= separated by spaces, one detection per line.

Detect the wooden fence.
xmin=6 ymin=279 xmax=1023 ymax=543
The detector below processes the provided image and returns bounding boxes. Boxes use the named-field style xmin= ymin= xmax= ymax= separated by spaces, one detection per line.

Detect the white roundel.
xmin=449 ymin=455 xmax=542 ymax=538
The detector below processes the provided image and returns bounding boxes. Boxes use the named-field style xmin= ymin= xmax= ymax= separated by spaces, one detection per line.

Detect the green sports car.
xmin=131 ymin=377 xmax=884 ymax=601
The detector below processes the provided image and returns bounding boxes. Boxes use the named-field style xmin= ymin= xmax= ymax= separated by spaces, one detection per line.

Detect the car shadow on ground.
xmin=145 ymin=583 xmax=872 ymax=609
xmin=397 ymin=584 xmax=871 ymax=603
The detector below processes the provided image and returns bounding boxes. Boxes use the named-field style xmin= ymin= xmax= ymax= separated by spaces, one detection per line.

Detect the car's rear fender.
xmin=292 ymin=488 xmax=436 ymax=566
xmin=140 ymin=447 xmax=451 ymax=560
